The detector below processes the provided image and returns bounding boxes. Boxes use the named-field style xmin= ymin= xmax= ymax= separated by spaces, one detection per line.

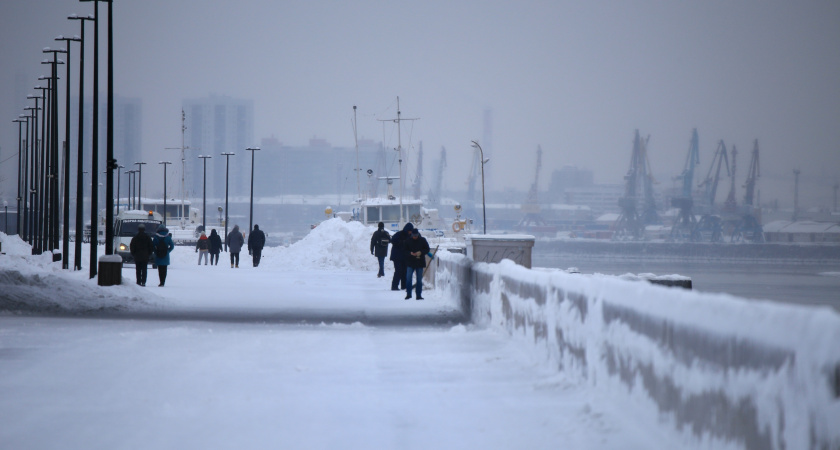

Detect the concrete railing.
xmin=432 ymin=250 xmax=840 ymax=450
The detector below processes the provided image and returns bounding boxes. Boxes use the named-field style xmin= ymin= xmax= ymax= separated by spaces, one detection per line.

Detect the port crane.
xmin=694 ymin=140 xmax=730 ymax=242
xmin=731 ymin=139 xmax=763 ymax=242
xmin=723 ymin=145 xmax=738 ymax=212
xmin=427 ymin=146 xmax=447 ymax=206
xmin=697 ymin=140 xmax=730 ymax=209
xmin=517 ymin=146 xmax=554 ymax=233
xmin=614 ymin=130 xmax=658 ymax=240
xmin=411 ymin=141 xmax=424 ymax=200
xmin=669 ymin=129 xmax=700 ymax=241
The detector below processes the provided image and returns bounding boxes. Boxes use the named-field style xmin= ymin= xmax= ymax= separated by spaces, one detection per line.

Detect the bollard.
xmin=97 ymin=254 xmax=123 ymax=286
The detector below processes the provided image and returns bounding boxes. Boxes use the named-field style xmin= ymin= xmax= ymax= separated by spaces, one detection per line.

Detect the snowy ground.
xmin=0 ymin=221 xmax=690 ymax=449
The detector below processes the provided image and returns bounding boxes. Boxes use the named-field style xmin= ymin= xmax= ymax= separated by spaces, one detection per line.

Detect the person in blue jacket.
xmin=389 ymin=222 xmax=413 ymax=291
xmin=152 ymin=227 xmax=175 ymax=287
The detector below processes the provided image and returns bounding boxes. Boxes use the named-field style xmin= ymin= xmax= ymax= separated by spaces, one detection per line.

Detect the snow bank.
xmin=0 ymin=233 xmax=166 ymax=314
xmin=259 ymin=218 xmax=379 ymax=271
xmin=433 ymin=250 xmax=840 ymax=450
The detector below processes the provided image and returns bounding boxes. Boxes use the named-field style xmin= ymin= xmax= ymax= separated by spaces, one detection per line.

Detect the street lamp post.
xmin=471 ymin=140 xmax=489 ymax=235
xmin=198 ymin=155 xmax=211 ymax=231
xmin=159 ymin=161 xmax=172 ymax=227
xmin=23 ymin=105 xmax=39 ymax=243
xmin=13 ymin=117 xmax=27 ymax=236
xmin=80 ymin=0 xmax=103 ymax=276
xmin=56 ymin=35 xmax=81 ymax=269
xmin=134 ymin=161 xmax=146 ymax=211
xmin=221 ymin=152 xmax=235 ymax=250
xmin=68 ymin=13 xmax=94 ymax=271
xmin=25 ymin=98 xmax=42 ymax=246
xmin=32 ymin=85 xmax=50 ymax=254
xmin=115 ymin=164 xmax=124 ymax=211
xmin=245 ymin=147 xmax=259 ymax=235
xmin=46 ymin=52 xmax=65 ymax=254
xmin=125 ymin=170 xmax=132 ymax=209
xmin=104 ymin=0 xmax=116 ymax=256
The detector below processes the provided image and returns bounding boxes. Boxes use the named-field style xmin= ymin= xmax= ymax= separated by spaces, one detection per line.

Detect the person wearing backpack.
xmin=370 ymin=221 xmax=390 ymax=278
xmin=152 ymin=227 xmax=175 ymax=286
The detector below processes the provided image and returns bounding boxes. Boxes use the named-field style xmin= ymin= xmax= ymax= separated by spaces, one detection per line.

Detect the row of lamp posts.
xmin=9 ymin=0 xmax=114 ymax=279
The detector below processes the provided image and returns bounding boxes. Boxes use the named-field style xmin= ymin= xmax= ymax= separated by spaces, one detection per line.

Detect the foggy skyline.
xmin=1 ymin=1 xmax=839 ymax=211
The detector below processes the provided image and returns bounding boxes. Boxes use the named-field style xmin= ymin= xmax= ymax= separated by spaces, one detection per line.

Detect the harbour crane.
xmin=723 ymin=145 xmax=738 ymax=212
xmin=427 ymin=146 xmax=447 ymax=206
xmin=517 ymin=146 xmax=553 ymax=233
xmin=731 ymin=139 xmax=763 ymax=242
xmin=743 ymin=139 xmax=760 ymax=207
xmin=614 ymin=130 xmax=658 ymax=240
xmin=697 ymin=140 xmax=730 ymax=209
xmin=694 ymin=140 xmax=730 ymax=242
xmin=412 ymin=141 xmax=424 ymax=200
xmin=669 ymin=129 xmax=700 ymax=241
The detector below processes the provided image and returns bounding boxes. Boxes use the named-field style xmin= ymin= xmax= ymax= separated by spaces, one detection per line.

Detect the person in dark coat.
xmin=404 ymin=228 xmax=432 ymax=300
xmin=370 ymin=222 xmax=390 ymax=278
xmin=129 ymin=224 xmax=154 ymax=286
xmin=208 ymin=229 xmax=223 ymax=265
xmin=152 ymin=227 xmax=175 ymax=287
xmin=226 ymin=224 xmax=245 ymax=268
xmin=247 ymin=224 xmax=266 ymax=267
xmin=389 ymin=222 xmax=414 ymax=291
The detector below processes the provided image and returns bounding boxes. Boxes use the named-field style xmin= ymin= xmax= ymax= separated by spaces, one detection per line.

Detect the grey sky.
xmin=2 ymin=0 xmax=839 ymax=209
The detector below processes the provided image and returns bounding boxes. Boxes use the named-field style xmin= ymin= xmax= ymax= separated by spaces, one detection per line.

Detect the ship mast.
xmin=353 ymin=105 xmax=361 ymax=202
xmin=378 ymin=96 xmax=418 ymax=225
xmin=165 ymin=109 xmax=192 ymax=226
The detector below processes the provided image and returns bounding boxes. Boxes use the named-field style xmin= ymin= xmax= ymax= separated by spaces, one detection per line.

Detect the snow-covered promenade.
xmin=0 ymin=225 xmax=677 ymax=449
xmin=2 ymin=219 xmax=839 ymax=449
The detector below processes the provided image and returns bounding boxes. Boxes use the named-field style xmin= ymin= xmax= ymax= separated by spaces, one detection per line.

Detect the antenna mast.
xmin=378 ymin=96 xmax=418 ymax=225
xmin=353 ymin=105 xmax=361 ymax=201
xmin=165 ymin=109 xmax=194 ymax=226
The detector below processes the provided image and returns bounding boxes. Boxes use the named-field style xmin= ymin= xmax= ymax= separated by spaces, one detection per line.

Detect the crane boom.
xmin=743 ymin=140 xmax=760 ymax=207
xmin=698 ymin=140 xmax=730 ymax=207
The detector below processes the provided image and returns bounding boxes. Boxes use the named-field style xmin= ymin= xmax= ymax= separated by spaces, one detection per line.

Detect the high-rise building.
xmin=182 ymin=95 xmax=254 ymax=201
xmin=69 ymin=95 xmax=141 ymax=212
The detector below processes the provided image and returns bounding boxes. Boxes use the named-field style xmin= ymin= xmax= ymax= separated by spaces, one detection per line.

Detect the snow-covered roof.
xmin=764 ymin=220 xmax=840 ymax=234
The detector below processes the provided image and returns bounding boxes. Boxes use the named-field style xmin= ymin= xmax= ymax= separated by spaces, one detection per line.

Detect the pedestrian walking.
xmin=390 ymin=222 xmax=414 ymax=291
xmin=226 ymin=224 xmax=245 ymax=268
xmin=405 ymin=228 xmax=432 ymax=300
xmin=370 ymin=221 xmax=390 ymax=278
xmin=152 ymin=227 xmax=175 ymax=287
xmin=248 ymin=224 xmax=266 ymax=267
xmin=208 ymin=229 xmax=222 ymax=265
xmin=129 ymin=224 xmax=154 ymax=286
xmin=196 ymin=231 xmax=210 ymax=265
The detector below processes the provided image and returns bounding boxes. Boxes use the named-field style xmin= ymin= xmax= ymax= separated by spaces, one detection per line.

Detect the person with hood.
xmin=404 ymin=228 xmax=432 ymax=300
xmin=208 ymin=229 xmax=223 ymax=265
xmin=152 ymin=227 xmax=175 ymax=287
xmin=226 ymin=224 xmax=245 ymax=268
xmin=195 ymin=231 xmax=210 ymax=265
xmin=370 ymin=222 xmax=390 ymax=278
xmin=389 ymin=222 xmax=414 ymax=291
xmin=129 ymin=224 xmax=154 ymax=286
xmin=248 ymin=224 xmax=266 ymax=267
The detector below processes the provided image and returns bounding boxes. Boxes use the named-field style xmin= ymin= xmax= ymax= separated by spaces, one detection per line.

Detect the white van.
xmin=114 ymin=210 xmax=164 ymax=263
